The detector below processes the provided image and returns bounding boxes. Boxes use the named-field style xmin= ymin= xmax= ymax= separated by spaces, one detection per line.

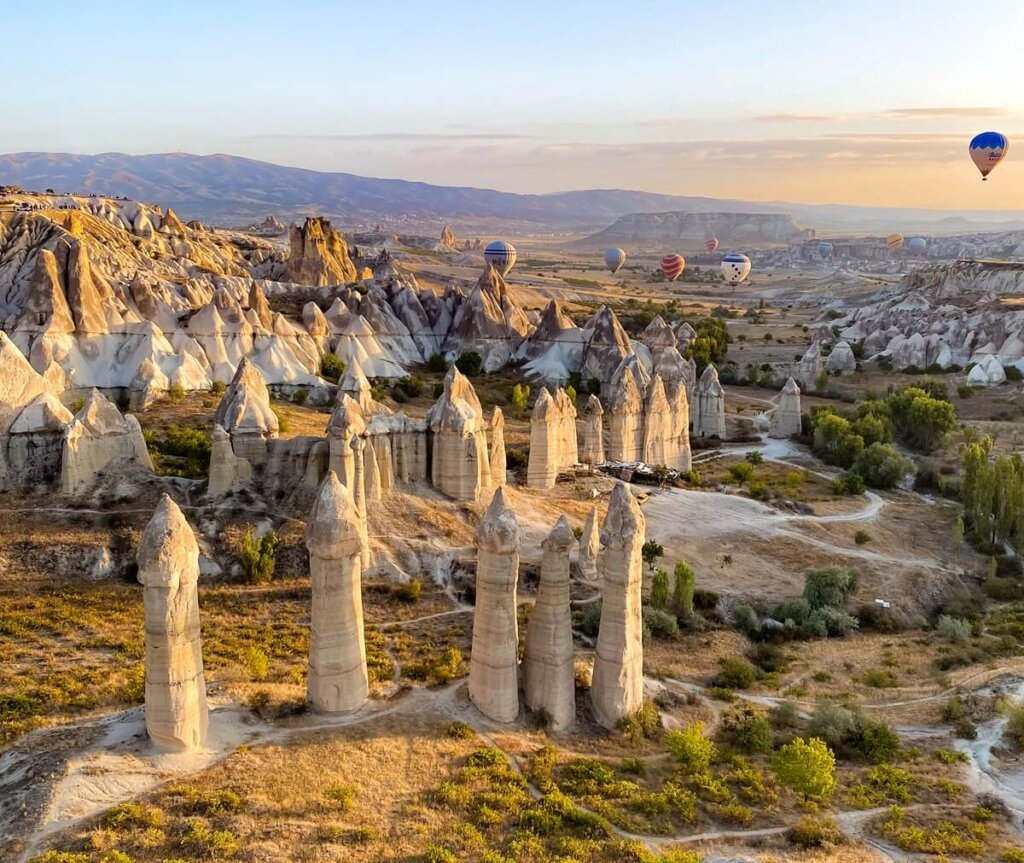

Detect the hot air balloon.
xmin=908 ymin=237 xmax=926 ymax=254
xmin=818 ymin=241 xmax=834 ymax=260
xmin=604 ymin=247 xmax=626 ymax=273
xmin=721 ymin=253 xmax=751 ymax=286
xmin=484 ymin=240 xmax=517 ymax=276
xmin=886 ymin=233 xmax=904 ymax=252
xmin=705 ymin=237 xmax=719 ymax=253
xmin=660 ymin=253 xmax=685 ymax=282
xmin=969 ymin=132 xmax=1008 ymax=181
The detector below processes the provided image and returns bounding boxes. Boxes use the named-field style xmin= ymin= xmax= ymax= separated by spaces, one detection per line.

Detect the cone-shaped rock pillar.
xmin=769 ymin=377 xmax=802 ymax=438
xmin=469 ymin=487 xmax=521 ymax=722
xmin=579 ymin=395 xmax=605 ymax=466
xmin=137 ymin=494 xmax=209 ymax=752
xmin=305 ymin=472 xmax=369 ymax=713
xmin=524 ymin=515 xmax=577 ymax=731
xmin=527 ymin=388 xmax=561 ymax=490
xmin=489 ymin=407 xmax=506 ymax=486
xmin=578 ymin=505 xmax=600 ymax=582
xmin=591 ymin=482 xmax=645 ymax=729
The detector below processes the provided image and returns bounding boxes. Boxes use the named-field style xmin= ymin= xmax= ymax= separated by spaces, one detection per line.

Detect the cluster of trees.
xmin=962 ymin=437 xmax=1024 ymax=553
xmin=808 ymin=385 xmax=957 ymax=490
xmin=684 ymin=317 xmax=729 ymax=372
xmin=734 ymin=566 xmax=860 ymax=641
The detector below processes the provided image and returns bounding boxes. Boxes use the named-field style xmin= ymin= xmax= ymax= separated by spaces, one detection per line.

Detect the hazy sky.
xmin=7 ymin=0 xmax=1024 ymax=208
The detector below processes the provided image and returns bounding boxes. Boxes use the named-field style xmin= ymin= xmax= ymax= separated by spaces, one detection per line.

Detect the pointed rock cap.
xmin=533 ymin=299 xmax=578 ymax=338
xmin=532 ymin=387 xmax=558 ymax=420
xmin=339 ymin=355 xmax=372 ymax=397
xmin=542 ymin=514 xmax=576 ymax=553
xmin=583 ymin=393 xmax=604 ymax=417
xmin=640 ymin=315 xmax=677 ymax=348
xmin=306 ymin=471 xmax=363 ymax=560
xmin=137 ymin=494 xmax=200 ymax=588
xmin=248 ymin=282 xmax=273 ymax=329
xmin=676 ymin=321 xmax=697 ymax=341
xmin=211 ymin=423 xmax=230 ymax=442
xmin=426 ymin=366 xmax=484 ymax=431
xmin=645 ymin=375 xmax=669 ymax=412
xmin=302 ymin=301 xmax=330 ymax=336
xmin=477 ymin=486 xmax=520 ymax=553
xmin=554 ymin=387 xmax=576 ymax=416
xmin=328 ymin=394 xmax=366 ymax=437
xmin=10 ymin=393 xmax=73 ymax=434
xmin=782 ymin=377 xmax=801 ymax=395
xmin=698 ymin=364 xmax=719 ymax=389
xmin=600 ymin=482 xmax=645 ymax=550
xmin=608 ymin=365 xmax=642 ymax=412
xmin=490 ymin=406 xmax=505 ymax=431
xmin=586 ymin=306 xmax=631 ymax=350
xmin=214 ymin=358 xmax=279 ymax=435
xmin=73 ymin=389 xmax=131 ymax=435
xmin=477 ymin=262 xmax=509 ymax=300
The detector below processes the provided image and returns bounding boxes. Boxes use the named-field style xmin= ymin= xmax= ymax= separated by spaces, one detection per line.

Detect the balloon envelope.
xmin=705 ymin=237 xmax=719 ymax=252
xmin=604 ymin=247 xmax=627 ymax=273
xmin=818 ymin=241 xmax=833 ymax=258
xmin=484 ymin=240 xmax=517 ymax=276
xmin=660 ymin=253 xmax=685 ymax=282
xmin=721 ymin=253 xmax=751 ymax=285
xmin=886 ymin=233 xmax=904 ymax=251
xmin=969 ymin=132 xmax=1008 ymax=180
xmin=908 ymin=237 xmax=926 ymax=254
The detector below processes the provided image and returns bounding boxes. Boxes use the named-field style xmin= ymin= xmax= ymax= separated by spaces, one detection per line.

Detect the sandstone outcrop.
xmin=693 ymin=364 xmax=726 ymax=439
xmin=578 ymin=505 xmax=600 ymax=582
xmin=213 ymin=358 xmax=280 ymax=464
xmin=59 ymin=390 xmax=152 ymax=494
xmin=591 ymin=482 xmax=645 ymax=730
xmin=426 ymin=366 xmax=491 ymax=501
xmin=207 ymin=424 xmax=253 ymax=496
xmin=665 ymin=380 xmax=692 ymax=472
xmin=641 ymin=375 xmax=672 ymax=467
xmin=286 ymin=217 xmax=357 ymax=286
xmin=523 ymin=516 xmax=576 ymax=731
xmin=469 ymin=488 xmax=521 ymax=723
xmin=579 ymin=394 xmax=605 ymax=465
xmin=137 ymin=495 xmax=208 ymax=752
xmin=306 ymin=472 xmax=369 ymax=713
xmin=489 ymin=407 xmax=506 ymax=486
xmin=445 ymin=265 xmax=530 ymax=373
xmin=769 ymin=378 xmax=802 ymax=438
xmin=826 ymin=340 xmax=856 ymax=374
xmin=440 ymin=224 xmax=458 ymax=251
xmin=527 ymin=388 xmax=561 ymax=490
xmin=607 ymin=366 xmax=644 ymax=462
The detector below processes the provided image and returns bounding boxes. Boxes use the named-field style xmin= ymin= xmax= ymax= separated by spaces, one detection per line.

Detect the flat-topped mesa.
xmin=305 ymin=472 xmax=369 ymax=713
xmin=469 ymin=487 xmax=521 ymax=723
xmin=579 ymin=394 xmax=605 ymax=466
xmin=213 ymin=358 xmax=280 ymax=464
xmin=327 ymin=394 xmax=366 ymax=491
xmin=527 ymin=388 xmax=562 ymax=490
xmin=489 ymin=407 xmax=507 ymax=486
xmin=207 ymin=423 xmax=253 ymax=496
xmin=577 ymin=505 xmax=601 ymax=582
xmin=769 ymin=377 xmax=803 ymax=438
xmin=591 ymin=482 xmax=645 ymax=730
xmin=58 ymin=389 xmax=153 ymax=495
xmin=137 ymin=495 xmax=208 ymax=752
xmin=642 ymin=375 xmax=672 ymax=467
xmin=665 ymin=379 xmax=692 ymax=472
xmin=524 ymin=515 xmax=577 ymax=732
xmin=606 ymin=365 xmax=643 ymax=462
xmin=554 ymin=388 xmax=579 ymax=467
xmin=426 ymin=366 xmax=491 ymax=501
xmin=693 ymin=364 xmax=726 ymax=439
xmin=286 ymin=217 xmax=357 ymax=286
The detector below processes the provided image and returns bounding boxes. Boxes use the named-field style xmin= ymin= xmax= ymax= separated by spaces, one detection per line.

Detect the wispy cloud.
xmin=754 ymin=113 xmax=838 ymax=123
xmin=243 ymin=132 xmax=536 ymax=142
xmin=882 ymin=106 xmax=1007 ymax=119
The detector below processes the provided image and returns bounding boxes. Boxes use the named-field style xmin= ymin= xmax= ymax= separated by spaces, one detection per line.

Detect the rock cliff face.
xmin=285 ymin=218 xmax=357 ymax=286
xmin=583 ymin=211 xmax=806 ymax=248
xmin=137 ymin=495 xmax=208 ymax=752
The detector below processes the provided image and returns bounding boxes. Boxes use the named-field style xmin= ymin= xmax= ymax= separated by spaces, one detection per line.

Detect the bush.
xmin=745 ymin=450 xmax=763 ymax=466
xmin=831 ymin=472 xmax=866 ymax=496
xmin=641 ymin=538 xmax=665 ymax=568
xmin=618 ymin=701 xmax=662 ymax=744
xmin=862 ymin=668 xmax=899 ymax=688
xmin=728 ymin=462 xmax=754 ymax=485
xmin=144 ymin=425 xmax=212 ymax=479
xmin=732 ymin=604 xmax=761 ymax=638
xmin=854 ymin=530 xmax=871 ymax=545
xmin=772 ymin=737 xmax=836 ymax=799
xmin=937 ymin=614 xmax=972 ymax=644
xmin=394 ymin=375 xmax=424 ymax=398
xmin=642 ymin=606 xmax=679 ymax=640
xmin=808 ymin=701 xmax=860 ymax=748
xmin=290 ymin=388 xmax=308 ymax=405
xmin=852 ymin=443 xmax=914 ymax=489
xmin=454 ymin=351 xmax=483 ymax=377
xmin=579 ymin=600 xmax=602 ymax=638
xmin=320 ymin=352 xmax=345 ymax=380
xmin=425 ymin=352 xmax=449 ymax=373
xmin=510 ymin=383 xmax=531 ymax=417
xmin=239 ymin=526 xmax=278 ymax=584
xmin=720 ymin=706 xmax=772 ymax=754
xmin=715 ymin=657 xmax=757 ymax=690
xmin=395 ymin=579 xmax=422 ymax=603
xmin=665 ymin=722 xmax=715 ymax=772
xmin=786 ymin=816 xmax=845 ymax=849
xmin=803 ymin=566 xmax=859 ymax=610
xmin=672 ymin=562 xmax=695 ymax=619
xmin=650 ymin=568 xmax=669 ymax=610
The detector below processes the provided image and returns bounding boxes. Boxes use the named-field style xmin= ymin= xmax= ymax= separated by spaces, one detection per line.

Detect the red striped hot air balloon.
xmin=705 ymin=237 xmax=719 ymax=252
xmin=660 ymin=253 xmax=685 ymax=282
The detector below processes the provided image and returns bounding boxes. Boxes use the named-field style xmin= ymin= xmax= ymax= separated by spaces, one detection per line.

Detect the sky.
xmin=5 ymin=0 xmax=1024 ymax=209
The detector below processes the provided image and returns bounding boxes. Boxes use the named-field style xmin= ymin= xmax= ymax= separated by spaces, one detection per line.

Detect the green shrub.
xmin=772 ymin=737 xmax=836 ymax=800
xmin=641 ymin=539 xmax=665 ymax=568
xmin=618 ymin=702 xmax=661 ymax=744
xmin=144 ymin=425 xmax=212 ymax=479
xmin=786 ymin=815 xmax=845 ymax=849
xmin=320 ymin=353 xmax=345 ymax=380
xmin=325 ymin=784 xmax=358 ymax=810
xmin=852 ymin=443 xmax=914 ymax=489
xmin=715 ymin=657 xmax=757 ymax=690
xmin=650 ymin=568 xmax=669 ymax=610
xmin=803 ymin=566 xmax=859 ymax=610
xmin=454 ymin=351 xmax=483 ymax=377
xmin=728 ymin=462 xmax=754 ymax=485
xmin=862 ymin=668 xmax=899 ymax=688
xmin=642 ymin=606 xmax=679 ymax=640
xmin=239 ymin=526 xmax=278 ymax=584
xmin=672 ymin=562 xmax=695 ymax=619
xmin=720 ymin=706 xmax=772 ymax=754
xmin=831 ymin=472 xmax=866 ymax=496
xmin=290 ymin=388 xmax=308 ymax=405
xmin=854 ymin=530 xmax=871 ymax=545
xmin=665 ymin=722 xmax=715 ymax=772
xmin=937 ymin=614 xmax=972 ymax=644
xmin=395 ymin=579 xmax=422 ymax=603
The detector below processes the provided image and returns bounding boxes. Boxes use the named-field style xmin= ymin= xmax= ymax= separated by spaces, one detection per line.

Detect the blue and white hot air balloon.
xmin=721 ymin=252 xmax=751 ymax=286
xmin=969 ymin=132 xmax=1008 ymax=181
xmin=604 ymin=247 xmax=627 ymax=273
xmin=484 ymin=240 xmax=517 ymax=276
xmin=908 ymin=237 xmax=927 ymax=254
xmin=818 ymin=241 xmax=834 ymax=260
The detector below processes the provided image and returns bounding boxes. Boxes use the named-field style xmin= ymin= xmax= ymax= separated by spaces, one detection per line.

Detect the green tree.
xmin=454 ymin=351 xmax=483 ymax=377
xmin=239 ymin=527 xmax=278 ymax=585
xmin=320 ymin=352 xmax=345 ymax=380
xmin=425 ymin=352 xmax=449 ymax=373
xmin=852 ymin=443 xmax=914 ymax=490
xmin=803 ymin=566 xmax=858 ymax=610
xmin=672 ymin=561 xmax=695 ymax=619
xmin=510 ymin=383 xmax=531 ymax=418
xmin=641 ymin=538 xmax=665 ymax=569
xmin=666 ymin=721 xmax=716 ymax=773
xmin=772 ymin=737 xmax=836 ymax=800
xmin=729 ymin=462 xmax=754 ymax=486
xmin=650 ymin=568 xmax=669 ymax=610
xmin=565 ymin=385 xmax=577 ymax=405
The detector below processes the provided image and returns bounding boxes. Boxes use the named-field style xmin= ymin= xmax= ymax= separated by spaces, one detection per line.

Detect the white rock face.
xmin=607 ymin=366 xmax=644 ymax=462
xmin=968 ymin=353 xmax=1007 ymax=386
xmin=127 ymin=357 xmax=170 ymax=412
xmin=59 ymin=390 xmax=153 ymax=494
xmin=794 ymin=342 xmax=824 ymax=390
xmin=469 ymin=487 xmax=521 ymax=723
xmin=591 ymin=482 xmax=645 ymax=730
xmin=826 ymin=340 xmax=857 ymax=374
xmin=578 ymin=505 xmax=600 ymax=582
xmin=523 ymin=515 xmax=577 ymax=732
xmin=527 ymin=388 xmax=561 ymax=490
xmin=489 ymin=407 xmax=506 ymax=486
xmin=665 ymin=380 xmax=692 ymax=472
xmin=426 ymin=366 xmax=491 ymax=501
xmin=769 ymin=377 xmax=802 ymax=438
xmin=137 ymin=495 xmax=209 ymax=752
xmin=641 ymin=375 xmax=672 ymax=467
xmin=306 ymin=472 xmax=369 ymax=713
xmin=207 ymin=424 xmax=253 ymax=496
xmin=693 ymin=364 xmax=726 ymax=439
xmin=579 ymin=394 xmax=605 ymax=466
xmin=214 ymin=358 xmax=279 ymax=464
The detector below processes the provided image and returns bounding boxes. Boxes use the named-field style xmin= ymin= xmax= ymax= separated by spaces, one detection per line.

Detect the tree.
xmin=320 ymin=353 xmax=345 ymax=380
xmin=650 ymin=568 xmax=669 ymax=610
xmin=887 ymin=386 xmax=956 ymax=452
xmin=672 ymin=562 xmax=695 ymax=619
xmin=642 ymin=538 xmax=665 ymax=569
xmin=425 ymin=352 xmax=449 ymax=373
xmin=510 ymin=383 xmax=531 ymax=418
xmin=239 ymin=527 xmax=278 ymax=585
xmin=666 ymin=721 xmax=716 ymax=773
xmin=772 ymin=737 xmax=836 ymax=800
xmin=454 ymin=351 xmax=483 ymax=377
xmin=803 ymin=566 xmax=858 ymax=610
xmin=729 ymin=462 xmax=754 ymax=486
xmin=565 ymin=385 xmax=577 ymax=405
xmin=852 ymin=443 xmax=914 ymax=490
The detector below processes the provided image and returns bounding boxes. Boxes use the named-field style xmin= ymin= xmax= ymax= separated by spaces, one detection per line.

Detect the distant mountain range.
xmin=3 ymin=151 xmax=1024 ymax=234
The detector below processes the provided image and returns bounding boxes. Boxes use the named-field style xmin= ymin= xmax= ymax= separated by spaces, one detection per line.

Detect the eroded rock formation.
xmin=769 ymin=377 xmax=802 ymax=438
xmin=579 ymin=394 xmax=605 ymax=466
xmin=286 ymin=217 xmax=357 ymax=286
xmin=426 ymin=366 xmax=491 ymax=501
